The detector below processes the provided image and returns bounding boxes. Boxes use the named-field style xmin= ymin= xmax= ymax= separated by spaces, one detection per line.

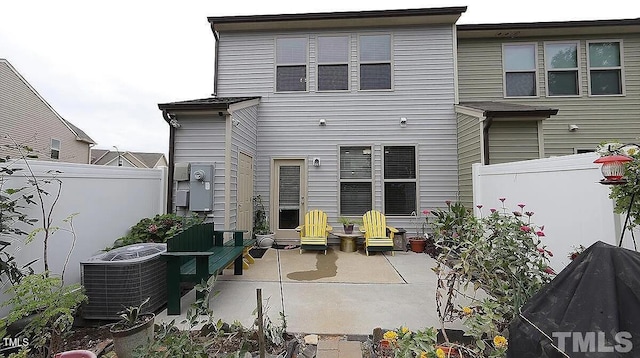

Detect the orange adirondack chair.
xmin=360 ymin=210 xmax=398 ymax=256
xmin=295 ymin=210 xmax=332 ymax=254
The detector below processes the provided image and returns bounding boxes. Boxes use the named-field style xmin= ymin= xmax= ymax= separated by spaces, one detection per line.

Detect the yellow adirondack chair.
xmin=295 ymin=210 xmax=332 ymax=254
xmin=360 ymin=210 xmax=398 ymax=256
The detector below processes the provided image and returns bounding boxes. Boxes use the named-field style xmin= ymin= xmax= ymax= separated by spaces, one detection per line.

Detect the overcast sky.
xmin=1 ymin=1 xmax=638 ymax=157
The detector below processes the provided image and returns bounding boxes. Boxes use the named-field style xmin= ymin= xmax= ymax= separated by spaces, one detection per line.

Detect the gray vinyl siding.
xmin=457 ymin=113 xmax=481 ymax=207
xmin=172 ymin=114 xmax=226 ymax=220
xmin=458 ymin=32 xmax=640 ymax=157
xmin=216 ymin=25 xmax=459 ymax=230
xmin=0 ymin=61 xmax=90 ymax=163
xmin=488 ymin=121 xmax=539 ymax=164
xmin=229 ymin=105 xmax=259 ymax=229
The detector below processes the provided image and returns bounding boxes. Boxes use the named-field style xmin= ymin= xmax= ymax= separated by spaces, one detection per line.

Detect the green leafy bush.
xmin=108 ymin=213 xmax=203 ymax=250
xmin=0 ymin=272 xmax=87 ymax=356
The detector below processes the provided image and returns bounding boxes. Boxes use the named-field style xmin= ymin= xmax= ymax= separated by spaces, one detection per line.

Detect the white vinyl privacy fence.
xmin=473 ymin=153 xmax=637 ymax=273
xmin=1 ymin=160 xmax=166 ymax=314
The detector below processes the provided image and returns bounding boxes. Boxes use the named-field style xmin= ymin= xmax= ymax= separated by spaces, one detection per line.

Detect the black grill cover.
xmin=507 ymin=241 xmax=640 ymax=357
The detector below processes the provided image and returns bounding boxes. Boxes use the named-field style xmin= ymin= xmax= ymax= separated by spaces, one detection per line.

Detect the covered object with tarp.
xmin=508 ymin=241 xmax=640 ymax=357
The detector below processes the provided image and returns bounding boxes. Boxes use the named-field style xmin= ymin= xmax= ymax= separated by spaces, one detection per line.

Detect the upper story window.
xmin=339 ymin=146 xmax=372 ymax=216
xmin=50 ymin=139 xmax=60 ymax=159
xmin=317 ymin=36 xmax=349 ymax=91
xmin=545 ymin=42 xmax=580 ymax=96
xmin=503 ymin=43 xmax=538 ymax=97
xmin=587 ymin=41 xmax=623 ymax=96
xmin=383 ymin=146 xmax=416 ymax=216
xmin=359 ymin=34 xmax=392 ymax=90
xmin=276 ymin=37 xmax=307 ymax=92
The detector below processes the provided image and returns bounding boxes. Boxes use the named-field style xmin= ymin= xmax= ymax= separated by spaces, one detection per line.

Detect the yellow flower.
xmin=420 ymin=352 xmax=428 ymax=358
xmin=494 ymin=335 xmax=508 ymax=348
xmin=435 ymin=348 xmax=446 ymax=358
xmin=401 ymin=326 xmax=410 ymax=334
xmin=383 ymin=330 xmax=398 ymax=340
xmin=462 ymin=306 xmax=472 ymax=315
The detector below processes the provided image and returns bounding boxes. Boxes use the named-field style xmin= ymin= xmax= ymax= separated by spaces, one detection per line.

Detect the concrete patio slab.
xmin=155 ymin=246 xmax=466 ymax=335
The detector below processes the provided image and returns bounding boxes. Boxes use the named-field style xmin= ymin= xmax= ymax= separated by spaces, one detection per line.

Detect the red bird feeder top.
xmin=594 ymin=154 xmax=633 ymax=184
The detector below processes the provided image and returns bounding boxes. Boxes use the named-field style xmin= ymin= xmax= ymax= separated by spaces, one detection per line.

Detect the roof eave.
xmin=457 ymin=18 xmax=640 ymax=38
xmin=488 ymin=109 xmax=559 ymax=119
xmin=209 ymin=7 xmax=467 ymax=32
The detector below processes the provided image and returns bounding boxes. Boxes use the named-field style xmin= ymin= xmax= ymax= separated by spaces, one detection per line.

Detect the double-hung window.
xmin=339 ymin=146 xmax=372 ymax=216
xmin=503 ymin=43 xmax=538 ymax=97
xmin=317 ymin=36 xmax=349 ymax=91
xmin=383 ymin=146 xmax=416 ymax=216
xmin=587 ymin=41 xmax=623 ymax=96
xmin=359 ymin=34 xmax=392 ymax=90
xmin=545 ymin=42 xmax=580 ymax=96
xmin=276 ymin=37 xmax=307 ymax=92
xmin=50 ymin=139 xmax=60 ymax=159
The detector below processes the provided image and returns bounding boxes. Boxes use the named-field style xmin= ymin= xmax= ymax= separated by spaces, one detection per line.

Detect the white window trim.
xmin=338 ymin=145 xmax=373 ymax=216
xmin=50 ymin=138 xmax=60 ymax=160
xmin=586 ymin=39 xmax=625 ymax=97
xmin=357 ymin=33 xmax=394 ymax=92
xmin=316 ymin=35 xmax=350 ymax=92
xmin=273 ymin=36 xmax=309 ymax=93
xmin=502 ymin=42 xmax=539 ymax=98
xmin=543 ymin=40 xmax=581 ymax=98
xmin=381 ymin=144 xmax=418 ymax=217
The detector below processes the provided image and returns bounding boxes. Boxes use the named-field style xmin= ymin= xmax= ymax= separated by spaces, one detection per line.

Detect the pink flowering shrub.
xmin=430 ymin=198 xmax=553 ymax=355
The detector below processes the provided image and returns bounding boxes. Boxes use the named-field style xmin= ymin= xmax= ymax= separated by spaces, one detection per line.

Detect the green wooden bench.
xmin=161 ymin=223 xmax=254 ymax=315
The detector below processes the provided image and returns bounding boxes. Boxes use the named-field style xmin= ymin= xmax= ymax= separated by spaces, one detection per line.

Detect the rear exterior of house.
xmin=159 ymin=7 xmax=466 ymax=242
xmin=455 ymin=19 xmax=640 ymax=205
xmin=0 ymin=59 xmax=95 ymax=163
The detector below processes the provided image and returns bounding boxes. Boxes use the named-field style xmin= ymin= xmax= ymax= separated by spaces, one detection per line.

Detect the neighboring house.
xmin=0 ymin=58 xmax=95 ymax=163
xmin=159 ymin=7 xmax=467 ymax=242
xmin=455 ymin=18 xmax=640 ymax=205
xmin=91 ymin=149 xmax=168 ymax=168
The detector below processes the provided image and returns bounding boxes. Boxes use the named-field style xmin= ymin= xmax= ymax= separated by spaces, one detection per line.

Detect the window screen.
xmin=359 ymin=35 xmax=391 ymax=90
xmin=588 ymin=42 xmax=623 ymax=95
xmin=276 ymin=38 xmax=307 ymax=92
xmin=340 ymin=146 xmax=372 ymax=215
xmin=504 ymin=44 xmax=537 ymax=97
xmin=50 ymin=139 xmax=60 ymax=160
xmin=545 ymin=42 xmax=579 ymax=96
xmin=383 ymin=146 xmax=416 ymax=215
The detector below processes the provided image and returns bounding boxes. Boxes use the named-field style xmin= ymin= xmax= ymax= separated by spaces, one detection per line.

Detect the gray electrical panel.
xmin=189 ymin=164 xmax=214 ymax=211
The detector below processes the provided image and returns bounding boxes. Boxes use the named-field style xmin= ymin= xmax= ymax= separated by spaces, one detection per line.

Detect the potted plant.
xmin=408 ymin=210 xmax=430 ymax=253
xmin=109 ymin=297 xmax=155 ymax=358
xmin=253 ymin=195 xmax=274 ymax=248
xmin=338 ymin=217 xmax=361 ymax=234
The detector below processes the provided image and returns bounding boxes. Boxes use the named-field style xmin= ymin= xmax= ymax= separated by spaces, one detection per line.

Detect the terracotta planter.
xmin=409 ymin=238 xmax=426 ymax=253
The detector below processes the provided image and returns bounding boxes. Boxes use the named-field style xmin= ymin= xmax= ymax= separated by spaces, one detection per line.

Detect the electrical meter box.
xmin=189 ymin=164 xmax=214 ymax=211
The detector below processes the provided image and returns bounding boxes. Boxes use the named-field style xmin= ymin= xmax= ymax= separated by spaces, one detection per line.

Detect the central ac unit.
xmin=80 ymin=243 xmax=167 ymax=320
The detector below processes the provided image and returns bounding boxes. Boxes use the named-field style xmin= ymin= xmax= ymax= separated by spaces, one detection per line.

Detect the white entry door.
xmin=272 ymin=159 xmax=306 ymax=239
xmin=238 ymin=153 xmax=254 ymax=238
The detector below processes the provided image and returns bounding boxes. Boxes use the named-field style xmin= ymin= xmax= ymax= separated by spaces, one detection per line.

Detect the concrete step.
xmin=317 ymin=339 xmax=363 ymax=358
